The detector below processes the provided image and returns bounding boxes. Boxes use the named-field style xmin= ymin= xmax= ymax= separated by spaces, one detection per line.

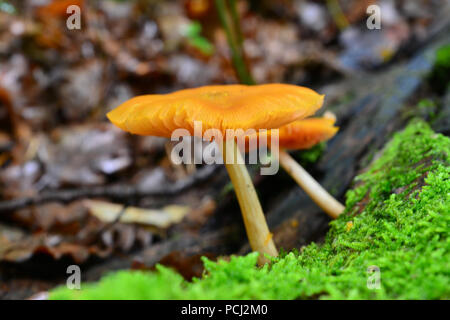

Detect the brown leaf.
xmin=154 ymin=251 xmax=216 ymax=281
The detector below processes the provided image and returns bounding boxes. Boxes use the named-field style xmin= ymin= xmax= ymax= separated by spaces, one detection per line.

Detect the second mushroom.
xmin=254 ymin=113 xmax=345 ymax=219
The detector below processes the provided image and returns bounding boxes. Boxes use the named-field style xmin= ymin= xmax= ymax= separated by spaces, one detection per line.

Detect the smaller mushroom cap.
xmin=244 ymin=114 xmax=338 ymax=151
xmin=107 ymin=84 xmax=324 ymax=138
xmin=275 ymin=116 xmax=338 ymax=150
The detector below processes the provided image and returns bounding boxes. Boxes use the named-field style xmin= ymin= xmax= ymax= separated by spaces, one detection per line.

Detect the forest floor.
xmin=0 ymin=0 xmax=449 ymax=299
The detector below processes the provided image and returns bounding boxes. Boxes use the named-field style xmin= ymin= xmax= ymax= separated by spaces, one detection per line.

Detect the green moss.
xmin=429 ymin=44 xmax=450 ymax=94
xmin=50 ymin=120 xmax=449 ymax=300
xmin=436 ymin=44 xmax=450 ymax=69
xmin=0 ymin=1 xmax=16 ymax=14
xmin=404 ymin=98 xmax=438 ymax=121
xmin=184 ymin=21 xmax=215 ymax=56
xmin=295 ymin=142 xmax=326 ymax=166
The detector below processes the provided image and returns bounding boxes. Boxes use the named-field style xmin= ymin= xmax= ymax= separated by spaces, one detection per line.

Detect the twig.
xmin=326 ymin=0 xmax=349 ymax=30
xmin=0 ymin=164 xmax=220 ymax=213
xmin=214 ymin=0 xmax=254 ymax=85
xmin=229 ymin=0 xmax=243 ymax=46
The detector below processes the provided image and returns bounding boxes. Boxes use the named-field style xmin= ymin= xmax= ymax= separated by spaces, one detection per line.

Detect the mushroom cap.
xmin=107 ymin=84 xmax=324 ymax=138
xmin=275 ymin=116 xmax=338 ymax=150
xmin=244 ymin=115 xmax=338 ymax=151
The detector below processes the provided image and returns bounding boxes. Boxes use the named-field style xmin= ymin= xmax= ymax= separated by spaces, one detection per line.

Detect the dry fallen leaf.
xmin=83 ymin=200 xmax=190 ymax=229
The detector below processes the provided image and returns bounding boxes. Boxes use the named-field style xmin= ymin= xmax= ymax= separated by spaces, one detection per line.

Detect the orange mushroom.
xmin=247 ymin=112 xmax=344 ymax=219
xmin=107 ymin=84 xmax=324 ymax=265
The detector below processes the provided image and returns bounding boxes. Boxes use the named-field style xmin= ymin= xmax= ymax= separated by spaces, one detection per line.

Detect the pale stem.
xmin=278 ymin=149 xmax=345 ymax=219
xmin=221 ymin=139 xmax=278 ymax=265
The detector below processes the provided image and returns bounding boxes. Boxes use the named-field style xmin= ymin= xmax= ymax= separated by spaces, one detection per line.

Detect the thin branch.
xmin=214 ymin=0 xmax=254 ymax=85
xmin=229 ymin=0 xmax=244 ymax=46
xmin=326 ymin=0 xmax=349 ymax=30
xmin=0 ymin=164 xmax=220 ymax=213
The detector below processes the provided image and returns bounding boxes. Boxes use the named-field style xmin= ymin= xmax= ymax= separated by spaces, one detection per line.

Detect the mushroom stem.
xmin=221 ymin=139 xmax=278 ymax=265
xmin=278 ymin=149 xmax=345 ymax=219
